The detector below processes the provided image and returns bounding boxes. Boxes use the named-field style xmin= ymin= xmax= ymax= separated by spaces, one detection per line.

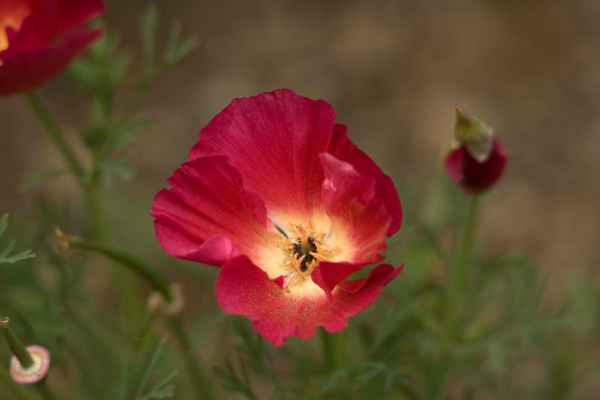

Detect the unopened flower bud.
xmin=148 ymin=283 xmax=184 ymax=316
xmin=1 ymin=317 xmax=50 ymax=384
xmin=54 ymin=228 xmax=70 ymax=250
xmin=445 ymin=106 xmax=507 ymax=194
xmin=10 ymin=345 xmax=51 ymax=384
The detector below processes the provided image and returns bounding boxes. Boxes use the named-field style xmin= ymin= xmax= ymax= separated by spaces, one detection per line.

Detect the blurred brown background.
xmin=1 ymin=0 xmax=599 ymax=282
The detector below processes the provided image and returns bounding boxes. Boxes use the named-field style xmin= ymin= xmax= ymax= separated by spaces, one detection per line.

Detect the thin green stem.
xmin=456 ymin=195 xmax=480 ymax=295
xmin=68 ymin=235 xmax=172 ymax=302
xmin=320 ymin=330 xmax=347 ymax=373
xmin=26 ymin=92 xmax=111 ymax=241
xmin=83 ymin=179 xmax=110 ymax=240
xmin=0 ymin=318 xmax=34 ymax=369
xmin=446 ymin=195 xmax=480 ymax=329
xmin=25 ymin=92 xmax=86 ymax=182
xmin=35 ymin=379 xmax=59 ymax=400
xmin=237 ymin=352 xmax=258 ymax=400
xmin=169 ymin=316 xmax=214 ymax=399
xmin=79 ymin=167 xmax=147 ymax=332
xmin=0 ymin=364 xmax=40 ymax=400
xmin=26 ymin=91 xmax=112 ymax=240
xmin=28 ymin=91 xmax=149 ymax=335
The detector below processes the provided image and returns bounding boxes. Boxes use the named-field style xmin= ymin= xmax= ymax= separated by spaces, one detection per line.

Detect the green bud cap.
xmin=453 ymin=106 xmax=493 ymax=162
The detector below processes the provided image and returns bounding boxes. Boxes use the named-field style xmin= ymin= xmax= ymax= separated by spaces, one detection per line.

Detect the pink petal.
xmin=336 ymin=263 xmax=403 ymax=294
xmin=6 ymin=0 xmax=105 ymax=51
xmin=445 ymin=137 xmax=507 ymax=193
xmin=445 ymin=147 xmax=465 ymax=182
xmin=151 ymin=156 xmax=273 ymax=266
xmin=216 ymin=256 xmax=402 ymax=346
xmin=47 ymin=0 xmax=105 ymax=36
xmin=0 ymin=28 xmax=101 ymax=95
xmin=326 ymin=124 xmax=402 ymax=236
xmin=310 ymin=261 xmax=366 ymax=300
xmin=320 ymin=153 xmax=392 ymax=264
xmin=189 ymin=89 xmax=336 ymax=220
xmin=10 ymin=345 xmax=51 ymax=384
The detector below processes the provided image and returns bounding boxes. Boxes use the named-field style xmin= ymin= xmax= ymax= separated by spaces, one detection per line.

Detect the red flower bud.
xmin=0 ymin=0 xmax=105 ymax=96
xmin=445 ymin=106 xmax=507 ymax=194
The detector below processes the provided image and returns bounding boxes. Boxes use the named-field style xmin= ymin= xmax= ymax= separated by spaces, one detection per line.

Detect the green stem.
xmin=68 ymin=235 xmax=172 ymax=302
xmin=447 ymin=195 xmax=480 ymax=327
xmin=83 ymin=182 xmax=110 ymax=240
xmin=169 ymin=316 xmax=214 ymax=399
xmin=79 ymin=166 xmax=148 ymax=331
xmin=35 ymin=379 xmax=59 ymax=400
xmin=0 ymin=318 xmax=34 ymax=369
xmin=25 ymin=92 xmax=86 ymax=182
xmin=28 ymin=91 xmax=151 ymax=336
xmin=320 ymin=330 xmax=347 ymax=373
xmin=0 ymin=364 xmax=40 ymax=400
xmin=26 ymin=92 xmax=111 ymax=240
xmin=456 ymin=195 xmax=480 ymax=294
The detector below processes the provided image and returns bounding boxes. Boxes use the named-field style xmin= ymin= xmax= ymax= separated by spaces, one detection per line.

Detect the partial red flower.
xmin=152 ymin=89 xmax=403 ymax=345
xmin=0 ymin=0 xmax=105 ymax=96
xmin=445 ymin=106 xmax=507 ymax=194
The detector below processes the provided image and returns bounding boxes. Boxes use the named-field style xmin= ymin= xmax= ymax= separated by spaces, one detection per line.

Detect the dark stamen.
xmin=292 ymin=237 xmax=318 ymax=272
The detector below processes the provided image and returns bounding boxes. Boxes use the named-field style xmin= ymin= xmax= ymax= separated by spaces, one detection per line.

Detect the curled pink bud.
xmin=10 ymin=345 xmax=50 ymax=384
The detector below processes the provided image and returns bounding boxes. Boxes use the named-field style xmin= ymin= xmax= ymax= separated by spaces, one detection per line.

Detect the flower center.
xmin=290 ymin=235 xmax=320 ymax=273
xmin=278 ymin=223 xmax=337 ymax=289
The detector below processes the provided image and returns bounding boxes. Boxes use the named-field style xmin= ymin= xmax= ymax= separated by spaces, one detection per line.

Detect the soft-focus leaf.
xmin=214 ymin=358 xmax=258 ymax=400
xmin=313 ymin=361 xmax=408 ymax=399
xmin=138 ymin=370 xmax=178 ymax=400
xmin=106 ymin=116 xmax=152 ymax=153
xmin=19 ymin=168 xmax=68 ymax=191
xmin=0 ymin=214 xmax=36 ymax=264
xmin=139 ymin=5 xmax=158 ymax=85
xmin=0 ymin=214 xmax=8 ymax=236
xmin=98 ymin=160 xmax=135 ymax=181
xmin=163 ymin=23 xmax=197 ymax=66
xmin=135 ymin=335 xmax=170 ymax=398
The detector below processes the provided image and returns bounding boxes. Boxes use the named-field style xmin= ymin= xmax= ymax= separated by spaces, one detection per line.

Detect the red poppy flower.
xmin=152 ymin=89 xmax=403 ymax=345
xmin=445 ymin=106 xmax=507 ymax=194
xmin=0 ymin=0 xmax=104 ymax=96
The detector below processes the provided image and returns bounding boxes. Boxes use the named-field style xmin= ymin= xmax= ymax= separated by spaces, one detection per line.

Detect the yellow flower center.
xmin=278 ymin=224 xmax=339 ymax=289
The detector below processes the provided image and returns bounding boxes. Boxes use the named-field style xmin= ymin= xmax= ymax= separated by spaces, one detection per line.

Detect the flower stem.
xmin=25 ymin=92 xmax=86 ymax=182
xmin=25 ymin=92 xmax=111 ymax=240
xmin=68 ymin=235 xmax=172 ymax=302
xmin=0 ymin=317 xmax=34 ymax=369
xmin=36 ymin=379 xmax=59 ymax=400
xmin=83 ymin=183 xmax=110 ymax=240
xmin=27 ymin=91 xmax=149 ymax=333
xmin=320 ymin=330 xmax=347 ymax=373
xmin=169 ymin=316 xmax=214 ymax=399
xmin=456 ymin=195 xmax=480 ymax=294
xmin=0 ymin=364 xmax=39 ymax=400
xmin=447 ymin=195 xmax=480 ymax=328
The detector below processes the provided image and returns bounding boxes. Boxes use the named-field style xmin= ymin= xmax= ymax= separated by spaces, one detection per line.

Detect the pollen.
xmin=278 ymin=223 xmax=338 ymax=289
